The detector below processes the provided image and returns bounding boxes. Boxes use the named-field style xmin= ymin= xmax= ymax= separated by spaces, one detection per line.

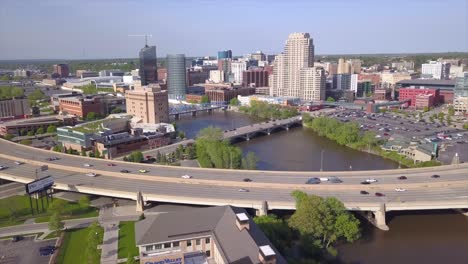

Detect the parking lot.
xmin=0 ymin=236 xmax=57 ymax=264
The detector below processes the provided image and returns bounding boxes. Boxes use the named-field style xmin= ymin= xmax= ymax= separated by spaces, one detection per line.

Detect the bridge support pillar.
xmin=372 ymin=203 xmax=389 ymax=231
xmin=191 ymin=111 xmax=197 ymax=117
xmin=136 ymin=191 xmax=144 ymax=213
xmin=256 ymin=201 xmax=269 ymax=216
xmin=174 ymin=114 xmax=180 ymax=120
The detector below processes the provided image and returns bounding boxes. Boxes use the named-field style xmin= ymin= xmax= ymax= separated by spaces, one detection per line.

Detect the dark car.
xmin=46 ymin=157 xmax=59 ymax=161
xmin=360 ymin=181 xmax=370 ymax=185
xmin=431 ymin=174 xmax=440 ymax=178
xmin=12 ymin=235 xmax=23 ymax=242
xmin=398 ymin=176 xmax=407 ymax=180
xmin=375 ymin=192 xmax=385 ymax=197
xmin=39 ymin=246 xmax=55 ymax=256
xmin=306 ymin=178 xmax=320 ymax=184
xmin=120 ymin=169 xmax=130 ymax=173
xmin=243 ymin=178 xmax=252 ymax=182
xmin=360 ymin=190 xmax=369 ymax=195
xmin=329 ymin=177 xmax=343 ymax=183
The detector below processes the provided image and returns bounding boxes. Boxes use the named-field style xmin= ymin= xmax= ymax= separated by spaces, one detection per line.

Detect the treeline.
xmin=0 ymin=86 xmax=24 ymax=99
xmin=239 ymin=101 xmax=298 ymax=120
xmin=196 ymin=126 xmax=258 ymax=169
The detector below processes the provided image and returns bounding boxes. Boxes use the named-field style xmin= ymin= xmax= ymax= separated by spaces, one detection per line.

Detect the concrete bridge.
xmin=169 ymin=104 xmax=226 ymax=119
xmin=0 ymin=139 xmax=467 ymax=231
xmin=223 ymin=116 xmax=302 ymax=142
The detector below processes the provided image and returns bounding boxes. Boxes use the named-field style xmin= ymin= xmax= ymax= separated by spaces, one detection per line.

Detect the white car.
xmin=319 ymin=177 xmax=329 ymax=182
xmin=238 ymin=188 xmax=249 ymax=192
xmin=395 ymin=188 xmax=406 ymax=192
xmin=365 ymin=178 xmax=378 ymax=183
xmin=83 ymin=163 xmax=92 ymax=167
xmin=181 ymin=175 xmax=192 ymax=179
xmin=0 ymin=165 xmax=7 ymax=170
xmin=14 ymin=161 xmax=23 ymax=165
xmin=85 ymin=172 xmax=97 ymax=177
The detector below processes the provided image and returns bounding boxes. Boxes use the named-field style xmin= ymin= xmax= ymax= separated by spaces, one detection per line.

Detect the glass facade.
xmin=167 ymin=54 xmax=187 ymax=100
xmin=139 ymin=45 xmax=157 ymax=86
xmin=454 ymin=72 xmax=468 ymax=97
xmin=217 ymin=50 xmax=232 ymax=59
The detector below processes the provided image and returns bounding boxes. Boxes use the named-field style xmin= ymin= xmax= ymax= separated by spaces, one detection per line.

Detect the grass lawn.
xmin=118 ymin=221 xmax=139 ymax=259
xmin=0 ymin=195 xmax=98 ymax=228
xmin=56 ymin=225 xmax=104 ymax=264
xmin=44 ymin=231 xmax=60 ymax=239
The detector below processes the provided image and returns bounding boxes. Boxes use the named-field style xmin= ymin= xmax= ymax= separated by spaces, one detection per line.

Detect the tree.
xmin=79 ymin=196 xmax=90 ymax=209
xmin=81 ymin=149 xmax=87 ymax=156
xmin=47 ymin=125 xmax=57 ymax=133
xmin=48 ymin=213 xmax=64 ymax=233
xmin=423 ymin=106 xmax=430 ymax=112
xmin=326 ymin=97 xmax=335 ymax=102
xmin=254 ymin=215 xmax=293 ymax=254
xmin=94 ymin=149 xmax=101 ymax=159
xmin=27 ymin=89 xmax=46 ymax=106
xmin=49 ymin=199 xmax=67 ymax=214
xmin=197 ymin=126 xmax=223 ymax=141
xmin=86 ymin=221 xmax=101 ymax=264
xmin=156 ymin=151 xmax=162 ymax=163
xmin=200 ymin=95 xmax=210 ymax=104
xmin=81 ymin=84 xmax=98 ymax=95
xmin=418 ymin=112 xmax=423 ymax=120
xmin=27 ymin=131 xmax=35 ymax=136
xmin=127 ymin=151 xmax=144 ymax=163
xmin=160 ymin=154 xmax=167 ymax=164
xmin=464 ymin=123 xmax=468 ymax=130
xmin=437 ymin=112 xmax=445 ymax=123
xmin=36 ymin=127 xmax=45 ymax=135
xmin=242 ymin=151 xmax=258 ymax=170
xmin=448 ymin=105 xmax=455 ymax=116
xmin=126 ymin=254 xmax=137 ymax=264
xmin=178 ymin=131 xmax=185 ymax=139
xmin=20 ymin=139 xmax=32 ymax=145
xmin=3 ymin=133 xmax=14 ymax=140
xmin=229 ymin=97 xmax=240 ymax=106
xmin=288 ymin=191 xmax=361 ymax=249
xmin=86 ymin=112 xmax=98 ymax=121
xmin=111 ymin=107 xmax=123 ymax=114
xmin=446 ymin=115 xmax=452 ymax=125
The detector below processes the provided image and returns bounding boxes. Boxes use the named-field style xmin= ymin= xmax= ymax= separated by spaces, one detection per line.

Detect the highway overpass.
xmin=0 ymin=139 xmax=467 ymax=230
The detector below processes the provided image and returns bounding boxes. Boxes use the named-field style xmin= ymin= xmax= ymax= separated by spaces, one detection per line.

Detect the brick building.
xmin=242 ymin=69 xmax=269 ymax=87
xmin=398 ymin=88 xmax=440 ymax=108
xmin=205 ymin=87 xmax=255 ymax=105
xmin=58 ymin=96 xmax=102 ymax=118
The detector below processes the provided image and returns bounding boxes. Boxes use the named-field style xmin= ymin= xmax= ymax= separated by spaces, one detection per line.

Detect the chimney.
xmin=259 ymin=245 xmax=276 ymax=264
xmin=235 ymin=213 xmax=249 ymax=231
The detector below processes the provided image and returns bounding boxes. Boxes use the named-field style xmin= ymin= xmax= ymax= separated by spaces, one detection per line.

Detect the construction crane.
xmin=128 ymin=34 xmax=153 ymax=47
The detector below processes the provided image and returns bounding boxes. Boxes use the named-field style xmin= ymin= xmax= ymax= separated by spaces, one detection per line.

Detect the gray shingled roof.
xmin=135 ymin=206 xmax=287 ymax=264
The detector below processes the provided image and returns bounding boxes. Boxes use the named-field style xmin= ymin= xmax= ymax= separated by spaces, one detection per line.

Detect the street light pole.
xmin=320 ymin=150 xmax=324 ymax=172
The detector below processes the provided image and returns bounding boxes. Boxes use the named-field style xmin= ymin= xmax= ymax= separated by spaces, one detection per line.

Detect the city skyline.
xmin=0 ymin=0 xmax=467 ymax=60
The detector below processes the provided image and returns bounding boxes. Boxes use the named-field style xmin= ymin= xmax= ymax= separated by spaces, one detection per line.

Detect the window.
xmin=187 ymin=240 xmax=192 ymax=247
xmin=173 ymin=241 xmax=180 ymax=247
xmin=196 ymin=239 xmax=201 ymax=245
xmin=205 ymin=237 xmax=210 ymax=244
xmin=206 ymin=250 xmax=211 ymax=257
xmin=164 ymin=242 xmax=171 ymax=248
xmin=155 ymin=244 xmax=162 ymax=249
xmin=145 ymin=245 xmax=154 ymax=251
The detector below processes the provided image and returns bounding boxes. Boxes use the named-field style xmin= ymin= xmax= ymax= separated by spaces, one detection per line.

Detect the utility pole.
xmin=320 ymin=149 xmax=324 ymax=172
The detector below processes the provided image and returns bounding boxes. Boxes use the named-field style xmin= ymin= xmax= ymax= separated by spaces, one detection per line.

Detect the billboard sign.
xmin=25 ymin=176 xmax=54 ymax=194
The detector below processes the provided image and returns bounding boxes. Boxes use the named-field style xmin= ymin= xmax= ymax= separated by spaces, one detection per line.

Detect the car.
xmin=14 ymin=161 xmax=23 ymax=165
xmin=375 ymin=192 xmax=385 ymax=197
xmin=243 ymin=178 xmax=252 ymax=182
xmin=238 ymin=188 xmax=249 ymax=192
xmin=181 ymin=174 xmax=192 ymax=179
xmin=395 ymin=188 xmax=406 ymax=192
xmin=39 ymin=246 xmax=55 ymax=256
xmin=365 ymin=178 xmax=378 ymax=183
xmin=146 ymin=155 xmax=152 ymax=159
xmin=329 ymin=177 xmax=343 ymax=183
xmin=120 ymin=169 xmax=130 ymax=173
xmin=85 ymin=172 xmax=97 ymax=177
xmin=306 ymin=178 xmax=320 ymax=184
xmin=46 ymin=157 xmax=59 ymax=161
xmin=360 ymin=181 xmax=370 ymax=185
xmin=398 ymin=176 xmax=407 ymax=180
xmin=139 ymin=169 xmax=148 ymax=173
xmin=360 ymin=190 xmax=369 ymax=195
xmin=431 ymin=174 xmax=440 ymax=178
xmin=11 ymin=235 xmax=23 ymax=242
xmin=319 ymin=177 xmax=329 ymax=182
xmin=107 ymin=163 xmax=116 ymax=166
xmin=83 ymin=163 xmax=92 ymax=167
xmin=0 ymin=165 xmax=8 ymax=170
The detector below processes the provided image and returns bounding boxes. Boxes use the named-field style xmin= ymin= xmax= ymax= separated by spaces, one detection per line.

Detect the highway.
xmin=0 ymin=139 xmax=467 ymax=214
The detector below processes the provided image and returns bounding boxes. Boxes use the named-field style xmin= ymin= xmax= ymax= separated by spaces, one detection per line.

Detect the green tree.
xmin=81 ymin=84 xmax=98 ymax=95
xmin=47 ymin=125 xmax=57 ymax=133
xmin=160 ymin=154 xmax=167 ymax=164
xmin=197 ymin=126 xmax=223 ymax=141
xmin=48 ymin=213 xmax=64 ymax=233
xmin=36 ymin=127 xmax=45 ymax=135
xmin=49 ymin=199 xmax=67 ymax=214
xmin=86 ymin=221 xmax=101 ymax=264
xmin=229 ymin=97 xmax=240 ymax=106
xmin=11 ymin=87 xmax=24 ymax=98
xmin=464 ymin=123 xmax=468 ymax=129
xmin=200 ymin=95 xmax=210 ymax=104
xmin=81 ymin=149 xmax=87 ymax=156
xmin=3 ymin=133 xmax=14 ymax=140
xmin=27 ymin=131 xmax=35 ymax=136
xmin=326 ymin=97 xmax=335 ymax=102
xmin=288 ymin=191 xmax=361 ymax=249
xmin=423 ymin=106 xmax=429 ymax=112
xmin=79 ymin=196 xmax=91 ymax=209
xmin=437 ymin=112 xmax=445 ymax=123
xmin=128 ymin=151 xmax=144 ymax=163
xmin=126 ymin=254 xmax=137 ymax=264
xmin=156 ymin=151 xmax=162 ymax=163
xmin=86 ymin=112 xmax=98 ymax=121
xmin=94 ymin=149 xmax=101 ymax=159
xmin=178 ymin=131 xmax=185 ymax=139
xmin=448 ymin=105 xmax=455 ymax=116
xmin=111 ymin=107 xmax=123 ymax=114
xmin=446 ymin=115 xmax=452 ymax=125
xmin=242 ymin=151 xmax=258 ymax=170
xmin=254 ymin=215 xmax=293 ymax=254
xmin=20 ymin=139 xmax=32 ymax=145
xmin=27 ymin=89 xmax=45 ymax=106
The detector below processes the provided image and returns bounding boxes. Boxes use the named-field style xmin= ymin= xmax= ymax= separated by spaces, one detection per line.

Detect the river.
xmin=175 ymin=111 xmax=468 ymax=264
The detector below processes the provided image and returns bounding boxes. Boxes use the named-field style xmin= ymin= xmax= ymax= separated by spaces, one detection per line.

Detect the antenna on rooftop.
xmin=128 ymin=34 xmax=153 ymax=47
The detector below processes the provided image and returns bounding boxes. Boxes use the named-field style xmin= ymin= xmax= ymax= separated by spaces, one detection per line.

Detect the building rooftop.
xmin=135 ymin=206 xmax=286 ymax=264
xmin=397 ymin=79 xmax=456 ymax=86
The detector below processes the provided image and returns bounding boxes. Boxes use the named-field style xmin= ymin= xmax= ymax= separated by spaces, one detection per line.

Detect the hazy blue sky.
xmin=0 ymin=0 xmax=467 ymax=60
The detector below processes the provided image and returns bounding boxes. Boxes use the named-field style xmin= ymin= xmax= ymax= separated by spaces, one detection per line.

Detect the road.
xmin=0 ymin=139 xmax=467 ymax=212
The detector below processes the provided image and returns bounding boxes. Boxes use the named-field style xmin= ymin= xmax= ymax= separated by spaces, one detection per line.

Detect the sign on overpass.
xmin=25 ymin=176 xmax=54 ymax=194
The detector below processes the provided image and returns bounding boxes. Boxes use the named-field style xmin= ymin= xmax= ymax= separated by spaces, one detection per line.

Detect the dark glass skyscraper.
xmin=139 ymin=45 xmax=157 ymax=85
xmin=217 ymin=50 xmax=232 ymax=59
xmin=167 ymin=54 xmax=187 ymax=100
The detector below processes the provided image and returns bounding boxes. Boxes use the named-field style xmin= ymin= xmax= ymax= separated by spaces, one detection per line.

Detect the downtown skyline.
xmin=0 ymin=0 xmax=467 ymax=60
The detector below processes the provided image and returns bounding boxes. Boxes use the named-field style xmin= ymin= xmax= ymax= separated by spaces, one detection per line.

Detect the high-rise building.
xmin=217 ymin=50 xmax=232 ymax=60
xmin=421 ymin=61 xmax=451 ymax=80
xmin=53 ymin=64 xmax=69 ymax=78
xmin=125 ymin=83 xmax=169 ymax=124
xmin=454 ymin=72 xmax=468 ymax=97
xmin=139 ymin=45 xmax=158 ymax=85
xmin=251 ymin=51 xmax=266 ymax=61
xmin=242 ymin=69 xmax=269 ymax=87
xmin=270 ymin=33 xmax=319 ymax=100
xmin=231 ymin=61 xmax=248 ymax=84
xmin=348 ymin=59 xmax=362 ymax=74
xmin=166 ymin=54 xmax=187 ymax=100
xmin=350 ymin=74 xmax=359 ymax=92
xmin=218 ymin=59 xmax=232 ymax=82
xmin=333 ymin=74 xmax=351 ymax=90
xmin=337 ymin=58 xmax=350 ymax=74
xmin=209 ymin=70 xmax=224 ymax=83
xmin=300 ymin=67 xmax=326 ymax=101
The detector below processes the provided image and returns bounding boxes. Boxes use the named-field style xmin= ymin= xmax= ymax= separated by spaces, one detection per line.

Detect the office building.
xmin=217 ymin=50 xmax=232 ymax=60
xmin=218 ymin=59 xmax=232 ymax=82
xmin=333 ymin=74 xmax=351 ymax=90
xmin=209 ymin=70 xmax=224 ymax=83
xmin=356 ymin=81 xmax=375 ymax=98
xmin=125 ymin=83 xmax=169 ymax=124
xmin=58 ymin=96 xmax=102 ymax=119
xmin=13 ymin=69 xmax=31 ymax=78
xmin=205 ymin=87 xmax=255 ymax=105
xmin=324 ymin=62 xmax=338 ymax=75
xmin=381 ymin=72 xmax=417 ymax=89
xmin=187 ymin=69 xmax=209 ymax=86
xmin=348 ymin=59 xmax=362 ymax=74
xmin=0 ymin=98 xmax=30 ymax=119
xmin=350 ymin=74 xmax=358 ymax=92
xmin=99 ymin=70 xmax=125 ymax=77
xmin=454 ymin=72 xmax=468 ymax=97
xmin=270 ymin=32 xmax=315 ymax=100
xmin=399 ymin=88 xmax=440 ymax=108
xmin=166 ymin=54 xmax=187 ymax=100
xmin=135 ymin=206 xmax=285 ymax=264
xmin=139 ymin=45 xmax=158 ymax=85
xmin=337 ymin=58 xmax=350 ymax=74
xmin=299 ymin=67 xmax=326 ymax=101
xmin=231 ymin=60 xmax=248 ymax=84
xmin=421 ymin=61 xmax=451 ymax=80
xmin=53 ymin=64 xmax=70 ymax=78
xmin=242 ymin=68 xmax=269 ymax=87
xmin=391 ymin=61 xmax=414 ymax=71
xmin=251 ymin=51 xmax=266 ymax=61
xmin=76 ymin=70 xmax=99 ymax=78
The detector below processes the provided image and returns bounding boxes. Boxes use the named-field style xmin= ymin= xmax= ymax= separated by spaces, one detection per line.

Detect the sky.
xmin=0 ymin=0 xmax=467 ymax=60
